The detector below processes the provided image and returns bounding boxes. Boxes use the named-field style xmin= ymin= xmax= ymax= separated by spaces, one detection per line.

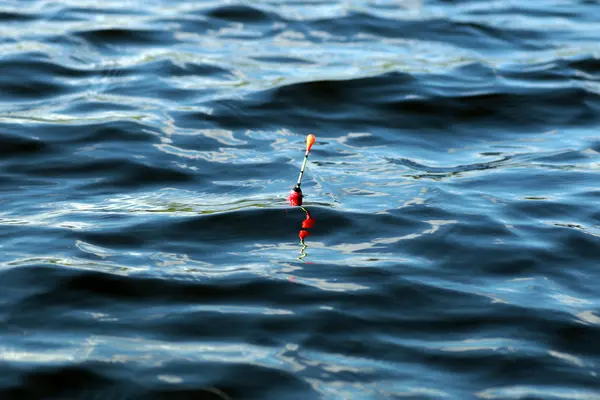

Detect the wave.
xmin=2 ymin=1 xmax=600 ymax=398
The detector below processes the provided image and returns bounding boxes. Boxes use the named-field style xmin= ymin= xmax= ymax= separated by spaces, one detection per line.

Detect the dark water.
xmin=2 ymin=0 xmax=600 ymax=398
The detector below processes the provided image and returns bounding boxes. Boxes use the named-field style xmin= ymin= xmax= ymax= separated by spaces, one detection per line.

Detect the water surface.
xmin=2 ymin=0 xmax=600 ymax=398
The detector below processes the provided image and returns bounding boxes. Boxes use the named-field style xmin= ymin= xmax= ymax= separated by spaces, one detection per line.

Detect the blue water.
xmin=2 ymin=1 xmax=600 ymax=398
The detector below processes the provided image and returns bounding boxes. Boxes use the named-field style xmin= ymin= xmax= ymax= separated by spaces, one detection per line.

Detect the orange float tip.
xmin=306 ymin=134 xmax=316 ymax=153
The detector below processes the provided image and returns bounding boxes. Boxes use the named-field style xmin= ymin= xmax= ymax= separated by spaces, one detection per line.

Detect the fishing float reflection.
xmin=298 ymin=206 xmax=315 ymax=260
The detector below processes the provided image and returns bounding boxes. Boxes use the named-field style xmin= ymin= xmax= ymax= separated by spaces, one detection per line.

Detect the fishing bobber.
xmin=287 ymin=134 xmax=316 ymax=207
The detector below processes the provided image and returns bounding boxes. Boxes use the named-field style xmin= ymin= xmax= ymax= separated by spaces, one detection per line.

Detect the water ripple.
xmin=2 ymin=0 xmax=600 ymax=398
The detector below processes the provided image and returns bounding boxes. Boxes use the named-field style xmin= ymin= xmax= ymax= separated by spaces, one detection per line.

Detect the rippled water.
xmin=2 ymin=0 xmax=600 ymax=398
